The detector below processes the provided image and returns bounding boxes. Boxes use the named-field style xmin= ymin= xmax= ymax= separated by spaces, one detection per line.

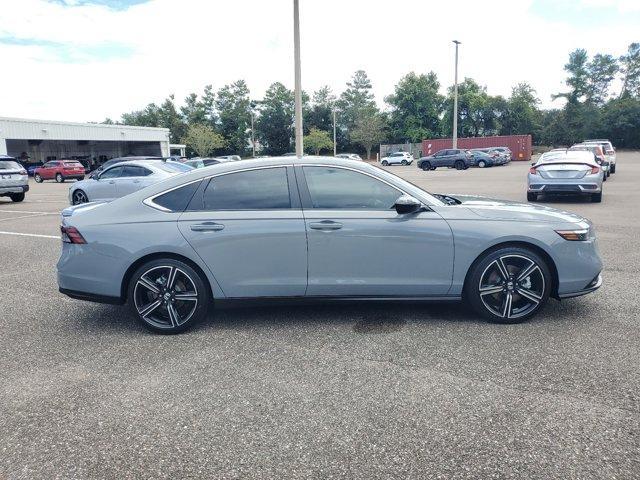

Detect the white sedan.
xmin=69 ymin=160 xmax=192 ymax=205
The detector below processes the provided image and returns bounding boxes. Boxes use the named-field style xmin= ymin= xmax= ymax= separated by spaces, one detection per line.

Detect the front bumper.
xmin=558 ymin=273 xmax=602 ymax=299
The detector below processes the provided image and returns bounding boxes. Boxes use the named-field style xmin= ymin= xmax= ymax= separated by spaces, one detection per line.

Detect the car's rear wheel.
xmin=10 ymin=192 xmax=25 ymax=202
xmin=72 ymin=189 xmax=88 ymax=205
xmin=128 ymin=258 xmax=210 ymax=334
xmin=34 ymin=174 xmax=43 ymax=183
xmin=527 ymin=192 xmax=537 ymax=202
xmin=591 ymin=192 xmax=602 ymax=203
xmin=421 ymin=161 xmax=431 ymax=171
xmin=455 ymin=160 xmax=465 ymax=170
xmin=55 ymin=173 xmax=64 ymax=183
xmin=478 ymin=160 xmax=486 ymax=168
xmin=381 ymin=160 xmax=388 ymax=166
xmin=465 ymin=247 xmax=551 ymax=324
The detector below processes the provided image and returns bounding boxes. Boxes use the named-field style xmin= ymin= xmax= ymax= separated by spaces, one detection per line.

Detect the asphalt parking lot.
xmin=1 ymin=153 xmax=639 ymax=479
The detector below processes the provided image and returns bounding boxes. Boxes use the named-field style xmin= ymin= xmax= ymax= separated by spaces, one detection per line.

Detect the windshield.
xmin=0 ymin=160 xmax=22 ymax=170
xmin=366 ymin=163 xmax=445 ymax=207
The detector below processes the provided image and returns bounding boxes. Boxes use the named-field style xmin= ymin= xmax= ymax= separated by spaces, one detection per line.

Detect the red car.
xmin=34 ymin=160 xmax=85 ymax=183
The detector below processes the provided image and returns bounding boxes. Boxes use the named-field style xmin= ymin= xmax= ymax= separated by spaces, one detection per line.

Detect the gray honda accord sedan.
xmin=57 ymin=156 xmax=602 ymax=333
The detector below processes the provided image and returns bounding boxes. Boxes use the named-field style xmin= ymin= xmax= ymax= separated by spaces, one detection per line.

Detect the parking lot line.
xmin=0 ymin=230 xmax=58 ymax=239
xmin=0 ymin=209 xmax=55 ymax=214
xmin=0 ymin=213 xmax=57 ymax=223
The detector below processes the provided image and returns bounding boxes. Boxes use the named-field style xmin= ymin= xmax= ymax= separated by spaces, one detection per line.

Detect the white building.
xmin=0 ymin=117 xmax=171 ymax=165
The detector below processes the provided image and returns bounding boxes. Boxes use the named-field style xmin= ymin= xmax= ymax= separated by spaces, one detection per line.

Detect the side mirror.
xmin=394 ymin=195 xmax=422 ymax=215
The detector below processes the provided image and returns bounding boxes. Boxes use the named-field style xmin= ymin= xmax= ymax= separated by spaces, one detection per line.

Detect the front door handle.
xmin=190 ymin=222 xmax=225 ymax=232
xmin=309 ymin=220 xmax=343 ymax=231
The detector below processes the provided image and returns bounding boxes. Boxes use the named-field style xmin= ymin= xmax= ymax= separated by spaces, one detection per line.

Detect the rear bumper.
xmin=0 ymin=184 xmax=29 ymax=194
xmin=528 ymin=183 xmax=601 ymax=194
xmin=59 ymin=287 xmax=124 ymax=305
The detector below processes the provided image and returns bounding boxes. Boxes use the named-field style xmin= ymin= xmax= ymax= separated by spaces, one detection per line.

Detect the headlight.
xmin=555 ymin=228 xmax=589 ymax=241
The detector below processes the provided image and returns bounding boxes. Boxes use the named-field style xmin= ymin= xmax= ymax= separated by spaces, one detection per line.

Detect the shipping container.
xmin=421 ymin=135 xmax=532 ymax=161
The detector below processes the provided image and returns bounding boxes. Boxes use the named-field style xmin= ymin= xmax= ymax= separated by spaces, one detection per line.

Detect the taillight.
xmin=60 ymin=226 xmax=86 ymax=244
xmin=19 ymin=169 xmax=27 ymax=175
xmin=590 ymin=166 xmax=600 ymax=175
xmin=529 ymin=167 xmax=538 ymax=175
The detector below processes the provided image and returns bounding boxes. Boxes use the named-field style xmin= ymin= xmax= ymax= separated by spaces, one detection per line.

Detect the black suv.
xmin=417 ymin=149 xmax=472 ymax=171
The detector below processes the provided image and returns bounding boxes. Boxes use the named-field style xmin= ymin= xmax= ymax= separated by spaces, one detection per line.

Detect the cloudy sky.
xmin=1 ymin=0 xmax=638 ymax=122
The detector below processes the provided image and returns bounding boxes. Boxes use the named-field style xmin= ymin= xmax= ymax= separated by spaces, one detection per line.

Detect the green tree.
xmin=620 ymin=42 xmax=640 ymax=98
xmin=586 ymin=54 xmax=619 ymax=105
xmin=386 ymin=71 xmax=444 ymax=143
xmin=350 ymin=113 xmax=386 ymax=160
xmin=554 ymin=48 xmax=590 ymax=102
xmin=256 ymin=82 xmax=295 ymax=155
xmin=306 ymin=86 xmax=336 ymax=133
xmin=215 ymin=80 xmax=251 ymax=155
xmin=120 ymin=95 xmax=186 ymax=142
xmin=443 ymin=78 xmax=494 ymax=137
xmin=304 ymin=127 xmax=333 ymax=155
xmin=500 ymin=83 xmax=541 ymax=137
xmin=336 ymin=70 xmax=378 ymax=150
xmin=182 ymin=124 xmax=225 ymax=157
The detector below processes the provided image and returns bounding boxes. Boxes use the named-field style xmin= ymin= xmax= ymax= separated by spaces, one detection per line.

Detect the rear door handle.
xmin=309 ymin=220 xmax=343 ymax=231
xmin=190 ymin=222 xmax=225 ymax=232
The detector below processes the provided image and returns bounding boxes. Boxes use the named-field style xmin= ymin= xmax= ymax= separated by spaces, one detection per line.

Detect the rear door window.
xmin=121 ymin=166 xmax=152 ymax=177
xmin=201 ymin=167 xmax=291 ymax=210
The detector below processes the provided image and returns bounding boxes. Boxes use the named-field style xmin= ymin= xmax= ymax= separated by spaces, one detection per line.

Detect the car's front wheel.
xmin=527 ymin=192 xmax=537 ymax=202
xmin=381 ymin=160 xmax=388 ymax=166
xmin=465 ymin=247 xmax=551 ymax=323
xmin=477 ymin=160 xmax=486 ymax=168
xmin=591 ymin=192 xmax=602 ymax=203
xmin=34 ymin=174 xmax=43 ymax=183
xmin=421 ymin=161 xmax=431 ymax=171
xmin=610 ymin=164 xmax=616 ymax=174
xmin=128 ymin=258 xmax=210 ymax=334
xmin=401 ymin=160 xmax=408 ymax=165
xmin=72 ymin=189 xmax=88 ymax=205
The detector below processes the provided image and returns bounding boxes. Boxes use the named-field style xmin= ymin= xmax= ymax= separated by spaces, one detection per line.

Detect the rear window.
xmin=63 ymin=161 xmax=83 ymax=167
xmin=157 ymin=162 xmax=193 ymax=173
xmin=152 ymin=181 xmax=202 ymax=212
xmin=0 ymin=160 xmax=21 ymax=170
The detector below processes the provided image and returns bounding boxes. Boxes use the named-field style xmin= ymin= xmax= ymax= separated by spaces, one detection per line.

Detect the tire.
xmin=55 ymin=173 xmax=64 ymax=183
xmin=421 ymin=161 xmax=432 ymax=171
xmin=527 ymin=192 xmax=537 ymax=202
xmin=591 ymin=192 xmax=602 ymax=203
xmin=10 ymin=192 xmax=25 ymax=202
xmin=478 ymin=160 xmax=486 ymax=168
xmin=72 ymin=189 xmax=88 ymax=205
xmin=465 ymin=246 xmax=551 ymax=324
xmin=610 ymin=164 xmax=616 ymax=174
xmin=603 ymin=173 xmax=607 ymax=182
xmin=455 ymin=160 xmax=465 ymax=170
xmin=401 ymin=160 xmax=408 ymax=165
xmin=128 ymin=258 xmax=211 ymax=334
xmin=381 ymin=160 xmax=388 ymax=166
xmin=34 ymin=174 xmax=43 ymax=183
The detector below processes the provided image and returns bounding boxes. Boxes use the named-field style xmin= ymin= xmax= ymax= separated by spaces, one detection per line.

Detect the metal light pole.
xmin=250 ymin=109 xmax=256 ymax=158
xmin=293 ymin=0 xmax=303 ymax=158
xmin=452 ymin=40 xmax=461 ymax=149
xmin=332 ymin=108 xmax=337 ymax=156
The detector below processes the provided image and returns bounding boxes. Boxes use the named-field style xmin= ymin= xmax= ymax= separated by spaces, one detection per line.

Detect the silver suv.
xmin=0 ymin=156 xmax=29 ymax=203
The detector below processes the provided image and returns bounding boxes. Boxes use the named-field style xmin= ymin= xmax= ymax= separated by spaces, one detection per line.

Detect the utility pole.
xmin=333 ymin=108 xmax=337 ymax=156
xmin=452 ymin=40 xmax=461 ymax=149
xmin=250 ymin=109 xmax=256 ymax=158
xmin=293 ymin=0 xmax=303 ymax=158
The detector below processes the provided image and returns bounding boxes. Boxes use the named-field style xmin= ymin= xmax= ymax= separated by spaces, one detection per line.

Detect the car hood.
xmin=441 ymin=194 xmax=587 ymax=224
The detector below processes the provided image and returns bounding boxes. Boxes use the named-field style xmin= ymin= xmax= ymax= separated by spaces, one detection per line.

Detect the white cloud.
xmin=0 ymin=0 xmax=637 ymax=122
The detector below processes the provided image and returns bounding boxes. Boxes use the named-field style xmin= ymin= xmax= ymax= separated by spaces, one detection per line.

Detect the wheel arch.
xmin=120 ymin=252 xmax=215 ymax=304
xmin=462 ymin=240 xmax=560 ymax=299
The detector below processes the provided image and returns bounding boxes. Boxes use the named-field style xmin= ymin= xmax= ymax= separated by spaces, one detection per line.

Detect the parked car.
xmin=469 ymin=151 xmax=496 ymax=168
xmin=68 ymin=160 xmax=192 ymax=205
xmin=380 ymin=152 xmax=414 ymax=166
xmin=57 ymin=156 xmax=603 ymax=333
xmin=0 ymin=157 xmax=29 ymax=202
xmin=417 ymin=149 xmax=472 ymax=170
xmin=492 ymin=147 xmax=513 ymax=162
xmin=34 ymin=160 xmax=85 ymax=183
xmin=528 ymin=150 xmax=604 ymax=203
xmin=336 ymin=153 xmax=363 ymax=161
xmin=90 ymin=156 xmax=164 ymax=177
xmin=23 ymin=162 xmax=44 ymax=176
xmin=569 ymin=144 xmax=610 ymax=179
xmin=583 ymin=139 xmax=616 ymax=173
xmin=184 ymin=158 xmax=234 ymax=169
xmin=470 ymin=148 xmax=505 ymax=165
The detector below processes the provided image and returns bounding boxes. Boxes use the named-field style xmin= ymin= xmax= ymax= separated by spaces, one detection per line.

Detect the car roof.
xmin=538 ymin=150 xmax=595 ymax=163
